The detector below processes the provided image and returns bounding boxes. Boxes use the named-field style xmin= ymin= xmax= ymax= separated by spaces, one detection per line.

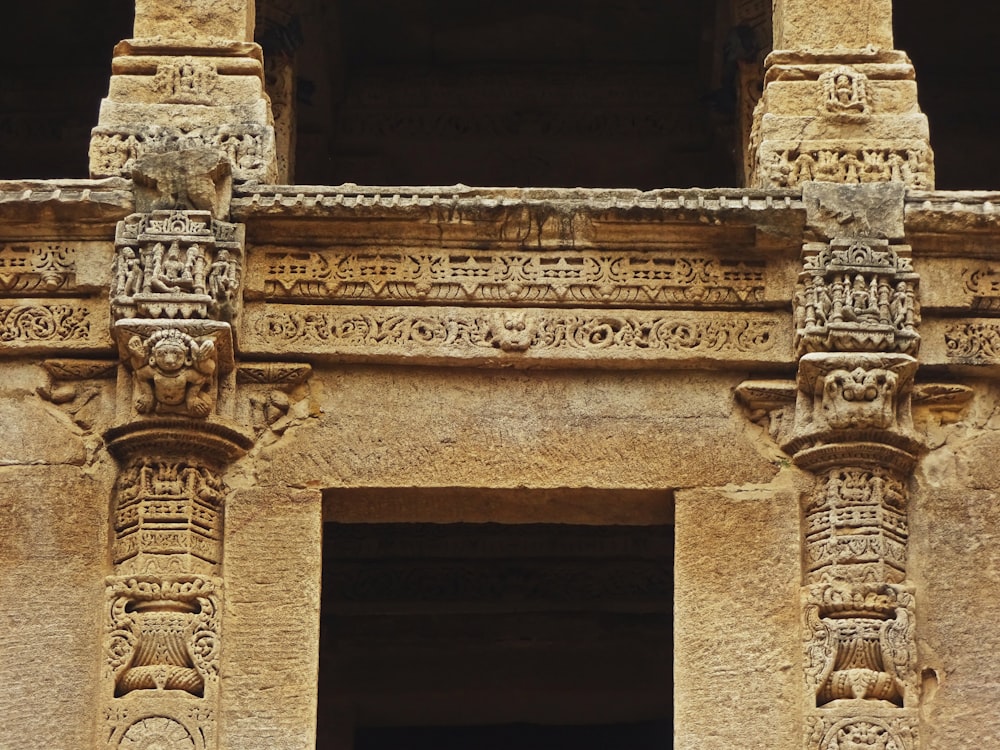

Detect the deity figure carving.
xmin=795 ymin=240 xmax=919 ymax=355
xmin=113 ymin=210 xmax=241 ymax=321
xmin=821 ymin=67 xmax=870 ymax=115
xmin=127 ymin=329 xmax=217 ymax=417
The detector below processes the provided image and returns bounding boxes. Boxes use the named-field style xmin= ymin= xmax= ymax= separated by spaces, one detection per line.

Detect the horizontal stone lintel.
xmin=241 ymin=304 xmax=793 ymax=369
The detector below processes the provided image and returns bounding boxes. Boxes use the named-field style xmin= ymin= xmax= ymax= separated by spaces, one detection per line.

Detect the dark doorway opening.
xmin=316 ymin=520 xmax=673 ymax=749
xmin=355 ymin=720 xmax=672 ymax=750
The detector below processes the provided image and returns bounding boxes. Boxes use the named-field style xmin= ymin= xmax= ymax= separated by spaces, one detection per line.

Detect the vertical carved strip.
xmin=785 ymin=186 xmax=921 ymax=750
xmin=736 ymin=190 xmax=926 ymax=750
xmin=100 ymin=150 xmax=252 ymax=750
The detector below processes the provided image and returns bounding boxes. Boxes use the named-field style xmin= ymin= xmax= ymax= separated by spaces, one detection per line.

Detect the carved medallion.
xmin=119 ymin=717 xmax=195 ymax=750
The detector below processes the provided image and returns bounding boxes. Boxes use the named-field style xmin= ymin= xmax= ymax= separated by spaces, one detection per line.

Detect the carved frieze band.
xmin=0 ymin=300 xmax=110 ymax=351
xmin=251 ymin=248 xmax=769 ymax=307
xmin=90 ymin=124 xmax=275 ymax=183
xmin=0 ymin=243 xmax=78 ymax=294
xmin=243 ymin=305 xmax=789 ymax=365
xmin=760 ymin=142 xmax=932 ymax=190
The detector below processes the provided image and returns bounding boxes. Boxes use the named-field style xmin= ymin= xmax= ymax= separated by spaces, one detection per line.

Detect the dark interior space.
xmin=894 ymin=1 xmax=1000 ymax=190
xmin=0 ymin=1 xmax=133 ymax=180
xmin=354 ymin=720 xmax=672 ymax=750
xmin=290 ymin=0 xmax=740 ymax=188
xmin=1 ymin=1 xmax=998 ymax=190
xmin=316 ymin=521 xmax=673 ymax=750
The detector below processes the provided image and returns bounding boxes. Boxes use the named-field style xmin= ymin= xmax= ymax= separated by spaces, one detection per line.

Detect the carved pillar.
xmin=750 ymin=0 xmax=934 ymax=190
xmin=99 ymin=149 xmax=253 ymax=750
xmin=89 ymin=0 xmax=277 ymax=183
xmin=741 ymin=184 xmax=923 ymax=750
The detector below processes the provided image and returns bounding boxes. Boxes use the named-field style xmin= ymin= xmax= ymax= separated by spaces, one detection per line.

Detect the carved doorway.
xmin=317 ymin=489 xmax=674 ymax=750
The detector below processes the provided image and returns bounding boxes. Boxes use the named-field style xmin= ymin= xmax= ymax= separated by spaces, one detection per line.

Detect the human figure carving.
xmin=208 ymin=249 xmax=238 ymax=304
xmin=127 ymin=329 xmax=217 ymax=417
xmin=114 ymin=247 xmax=143 ymax=298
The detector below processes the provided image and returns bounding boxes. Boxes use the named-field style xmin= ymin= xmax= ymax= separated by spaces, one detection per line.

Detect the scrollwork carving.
xmin=0 ymin=303 xmax=91 ymax=343
xmin=944 ymin=321 xmax=1000 ymax=362
xmin=251 ymin=308 xmax=781 ymax=360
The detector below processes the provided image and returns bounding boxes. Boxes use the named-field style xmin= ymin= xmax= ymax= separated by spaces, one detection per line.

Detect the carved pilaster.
xmin=99 ymin=144 xmax=253 ymax=750
xmin=740 ymin=184 xmax=923 ymax=750
xmin=101 ymin=420 xmax=250 ymax=750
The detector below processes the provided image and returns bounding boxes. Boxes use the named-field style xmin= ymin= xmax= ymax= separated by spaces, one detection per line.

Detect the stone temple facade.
xmin=1 ymin=1 xmax=999 ymax=749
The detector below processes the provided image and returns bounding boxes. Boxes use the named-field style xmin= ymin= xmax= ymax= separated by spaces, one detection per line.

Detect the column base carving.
xmin=806 ymin=707 xmax=918 ymax=750
xmin=103 ymin=575 xmax=221 ymax=750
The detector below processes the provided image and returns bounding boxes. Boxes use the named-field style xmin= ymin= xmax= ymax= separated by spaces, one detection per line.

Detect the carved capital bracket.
xmin=783 ymin=352 xmax=920 ymax=472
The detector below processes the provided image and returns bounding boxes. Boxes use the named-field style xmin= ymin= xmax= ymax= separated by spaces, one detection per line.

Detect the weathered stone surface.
xmin=674 ymin=480 xmax=804 ymax=750
xmin=909 ymin=484 xmax=1000 ymax=749
xmin=773 ymin=0 xmax=893 ymax=50
xmin=0 ymin=367 xmax=93 ymax=465
xmin=133 ymin=149 xmax=233 ymax=219
xmin=0 ymin=464 xmax=110 ymax=750
xmin=255 ymin=367 xmax=782 ymax=491
xmin=803 ymin=182 xmax=905 ymax=240
xmin=221 ymin=487 xmax=322 ymax=750
xmin=133 ymin=0 xmax=256 ymax=43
